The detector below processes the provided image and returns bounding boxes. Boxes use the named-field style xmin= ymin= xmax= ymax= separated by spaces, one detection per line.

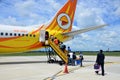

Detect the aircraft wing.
xmin=62 ymin=24 xmax=107 ymax=36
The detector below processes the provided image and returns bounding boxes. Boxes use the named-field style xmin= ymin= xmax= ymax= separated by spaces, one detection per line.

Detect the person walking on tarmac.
xmin=79 ymin=51 xmax=84 ymax=67
xmin=69 ymin=52 xmax=73 ymax=65
xmin=96 ymin=50 xmax=105 ymax=76
xmin=72 ymin=52 xmax=76 ymax=66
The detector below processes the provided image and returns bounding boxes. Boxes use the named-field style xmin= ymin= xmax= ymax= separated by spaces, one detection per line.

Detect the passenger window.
xmin=5 ymin=33 xmax=8 ymax=36
xmin=30 ymin=34 xmax=32 ymax=37
xmin=26 ymin=34 xmax=28 ymax=36
xmin=18 ymin=34 xmax=21 ymax=36
xmin=22 ymin=34 xmax=24 ymax=36
xmin=0 ymin=32 xmax=3 ymax=36
xmin=14 ymin=33 xmax=17 ymax=36
xmin=33 ymin=35 xmax=36 ymax=37
xmin=10 ymin=33 xmax=12 ymax=36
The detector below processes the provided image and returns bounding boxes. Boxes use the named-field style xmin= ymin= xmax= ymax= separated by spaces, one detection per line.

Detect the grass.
xmin=0 ymin=51 xmax=120 ymax=56
xmin=76 ymin=51 xmax=120 ymax=56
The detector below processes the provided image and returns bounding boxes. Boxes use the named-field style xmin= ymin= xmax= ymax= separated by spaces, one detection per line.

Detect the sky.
xmin=0 ymin=0 xmax=120 ymax=51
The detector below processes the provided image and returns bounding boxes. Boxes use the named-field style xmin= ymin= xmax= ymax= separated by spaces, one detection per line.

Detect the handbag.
xmin=94 ymin=64 xmax=100 ymax=69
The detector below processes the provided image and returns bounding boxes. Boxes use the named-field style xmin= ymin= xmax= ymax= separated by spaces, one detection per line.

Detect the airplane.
xmin=0 ymin=0 xmax=106 ymax=53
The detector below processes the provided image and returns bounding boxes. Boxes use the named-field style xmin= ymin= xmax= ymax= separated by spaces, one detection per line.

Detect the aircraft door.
xmin=39 ymin=30 xmax=45 ymax=42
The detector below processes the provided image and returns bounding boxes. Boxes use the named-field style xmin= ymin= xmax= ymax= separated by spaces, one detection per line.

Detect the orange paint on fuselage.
xmin=0 ymin=0 xmax=77 ymax=53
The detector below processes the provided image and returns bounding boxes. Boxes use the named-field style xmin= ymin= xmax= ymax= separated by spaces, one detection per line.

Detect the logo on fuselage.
xmin=57 ymin=13 xmax=71 ymax=30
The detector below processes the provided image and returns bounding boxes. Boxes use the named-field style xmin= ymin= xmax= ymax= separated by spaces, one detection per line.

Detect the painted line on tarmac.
xmin=105 ymin=62 xmax=120 ymax=64
xmin=57 ymin=64 xmax=93 ymax=77
xmin=44 ymin=64 xmax=93 ymax=80
xmin=43 ymin=70 xmax=62 ymax=80
xmin=56 ymin=61 xmax=118 ymax=77
xmin=44 ymin=63 xmax=109 ymax=80
xmin=43 ymin=61 xmax=119 ymax=80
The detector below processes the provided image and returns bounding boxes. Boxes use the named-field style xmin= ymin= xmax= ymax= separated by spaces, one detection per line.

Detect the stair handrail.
xmin=48 ymin=39 xmax=68 ymax=63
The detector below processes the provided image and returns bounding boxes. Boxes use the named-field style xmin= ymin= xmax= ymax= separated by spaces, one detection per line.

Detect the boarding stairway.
xmin=45 ymin=40 xmax=68 ymax=64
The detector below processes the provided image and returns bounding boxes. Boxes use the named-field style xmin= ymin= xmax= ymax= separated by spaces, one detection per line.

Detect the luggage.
xmin=94 ymin=64 xmax=100 ymax=69
xmin=75 ymin=60 xmax=81 ymax=65
xmin=94 ymin=64 xmax=100 ymax=74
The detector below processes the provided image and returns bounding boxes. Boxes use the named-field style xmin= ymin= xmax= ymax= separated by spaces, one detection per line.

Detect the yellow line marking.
xmin=44 ymin=61 xmax=119 ymax=80
xmin=56 ymin=61 xmax=119 ymax=77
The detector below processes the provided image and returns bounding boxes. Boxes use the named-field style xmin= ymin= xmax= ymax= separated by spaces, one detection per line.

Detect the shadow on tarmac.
xmin=0 ymin=61 xmax=47 ymax=65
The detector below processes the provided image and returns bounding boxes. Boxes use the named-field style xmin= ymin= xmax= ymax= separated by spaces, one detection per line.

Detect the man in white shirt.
xmin=69 ymin=52 xmax=74 ymax=65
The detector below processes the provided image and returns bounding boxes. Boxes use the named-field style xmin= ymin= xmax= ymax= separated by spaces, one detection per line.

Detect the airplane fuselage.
xmin=0 ymin=0 xmax=105 ymax=53
xmin=0 ymin=25 xmax=44 ymax=53
xmin=0 ymin=23 xmax=71 ymax=53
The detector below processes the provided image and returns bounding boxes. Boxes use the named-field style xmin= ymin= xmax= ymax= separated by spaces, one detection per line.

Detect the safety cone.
xmin=63 ymin=63 xmax=69 ymax=73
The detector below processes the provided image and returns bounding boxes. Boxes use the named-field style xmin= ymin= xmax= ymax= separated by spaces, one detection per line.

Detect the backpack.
xmin=80 ymin=55 xmax=84 ymax=60
xmin=73 ymin=54 xmax=76 ymax=59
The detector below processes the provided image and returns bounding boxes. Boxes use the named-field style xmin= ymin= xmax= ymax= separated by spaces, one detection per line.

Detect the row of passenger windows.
xmin=0 ymin=32 xmax=36 ymax=37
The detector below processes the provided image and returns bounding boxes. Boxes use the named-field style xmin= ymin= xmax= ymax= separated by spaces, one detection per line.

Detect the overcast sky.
xmin=0 ymin=0 xmax=120 ymax=51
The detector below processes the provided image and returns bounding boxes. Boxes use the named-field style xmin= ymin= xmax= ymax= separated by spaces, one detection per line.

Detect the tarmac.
xmin=0 ymin=56 xmax=119 ymax=80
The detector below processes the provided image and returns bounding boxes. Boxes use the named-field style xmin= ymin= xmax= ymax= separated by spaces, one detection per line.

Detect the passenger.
xmin=45 ymin=31 xmax=49 ymax=45
xmin=67 ymin=46 xmax=71 ymax=52
xmin=72 ymin=52 xmax=76 ymax=66
xmin=69 ymin=52 xmax=73 ymax=65
xmin=50 ymin=35 xmax=54 ymax=41
xmin=54 ymin=37 xmax=59 ymax=45
xmin=45 ymin=31 xmax=49 ymax=40
xmin=67 ymin=53 xmax=70 ymax=65
xmin=79 ymin=51 xmax=84 ymax=67
xmin=95 ymin=50 xmax=105 ymax=76
xmin=67 ymin=46 xmax=71 ymax=65
xmin=59 ymin=42 xmax=66 ymax=52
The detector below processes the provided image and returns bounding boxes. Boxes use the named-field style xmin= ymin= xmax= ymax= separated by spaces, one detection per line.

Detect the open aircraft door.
xmin=39 ymin=30 xmax=45 ymax=42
